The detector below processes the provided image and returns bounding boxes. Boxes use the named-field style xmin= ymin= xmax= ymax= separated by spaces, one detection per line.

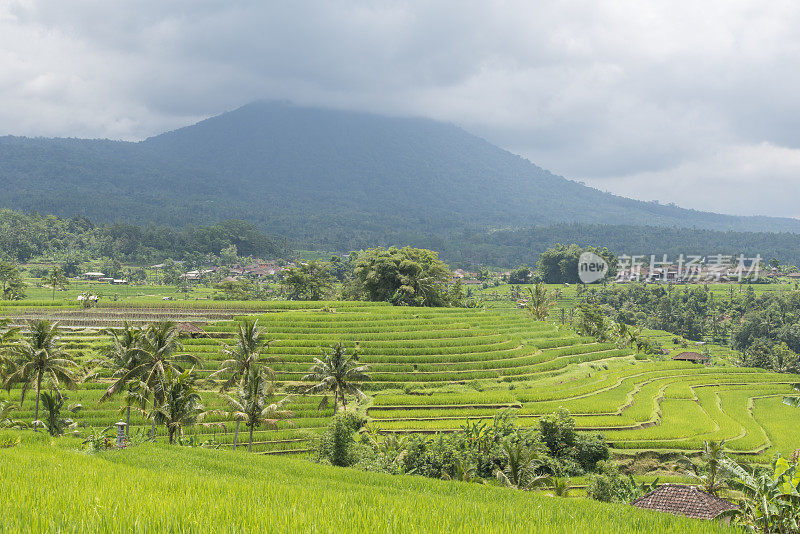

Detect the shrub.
xmin=586 ymin=461 xmax=641 ymax=503
xmin=317 ymin=413 xmax=364 ymax=467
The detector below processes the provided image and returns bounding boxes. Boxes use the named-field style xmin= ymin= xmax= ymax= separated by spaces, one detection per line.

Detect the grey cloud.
xmin=1 ymin=1 xmax=799 ymax=217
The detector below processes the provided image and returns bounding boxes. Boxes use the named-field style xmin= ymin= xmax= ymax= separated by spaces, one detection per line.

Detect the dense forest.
xmin=0 ymin=209 xmax=287 ymax=264
xmin=2 ymin=101 xmax=800 ymax=253
xmin=436 ymin=223 xmax=800 ymax=268
xmin=580 ymin=283 xmax=800 ymax=373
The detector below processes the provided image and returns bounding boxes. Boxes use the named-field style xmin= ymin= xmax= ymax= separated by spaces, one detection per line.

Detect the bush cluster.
xmin=315 ymin=408 xmax=609 ymax=483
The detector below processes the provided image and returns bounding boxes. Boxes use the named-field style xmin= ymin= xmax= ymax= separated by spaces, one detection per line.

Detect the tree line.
xmin=0 ymin=318 xmax=365 ymax=452
xmin=0 ymin=208 xmax=288 ymax=264
xmin=579 ymin=283 xmax=800 ymax=373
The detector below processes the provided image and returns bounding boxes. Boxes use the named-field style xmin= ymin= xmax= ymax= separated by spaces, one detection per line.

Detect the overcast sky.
xmin=2 ymin=1 xmax=799 ymax=218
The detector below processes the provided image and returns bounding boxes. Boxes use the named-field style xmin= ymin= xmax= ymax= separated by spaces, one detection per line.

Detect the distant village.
xmin=79 ymin=261 xmax=495 ymax=286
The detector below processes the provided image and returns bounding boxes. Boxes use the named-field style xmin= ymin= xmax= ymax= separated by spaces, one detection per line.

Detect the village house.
xmin=672 ymin=351 xmax=710 ymax=364
xmin=632 ymin=484 xmax=737 ymax=521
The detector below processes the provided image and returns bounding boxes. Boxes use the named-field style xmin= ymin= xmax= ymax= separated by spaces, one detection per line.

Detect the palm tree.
xmin=46 ymin=267 xmax=68 ymax=301
xmin=209 ymin=319 xmax=273 ymax=448
xmin=211 ymin=319 xmax=273 ymax=391
xmin=3 ymin=320 xmax=77 ymax=431
xmin=96 ymin=323 xmax=144 ymax=435
xmin=148 ymin=369 xmax=205 ymax=444
xmin=494 ymin=439 xmax=550 ymax=490
xmin=224 ymin=366 xmax=294 ymax=452
xmin=101 ymin=321 xmax=198 ymax=437
xmin=0 ymin=319 xmax=19 ymax=386
xmin=611 ymin=322 xmax=644 ymax=351
xmin=302 ymin=342 xmax=369 ymax=414
xmin=442 ymin=456 xmax=477 ymax=482
xmin=677 ymin=440 xmax=727 ymax=496
xmin=524 ymin=284 xmax=555 ymax=321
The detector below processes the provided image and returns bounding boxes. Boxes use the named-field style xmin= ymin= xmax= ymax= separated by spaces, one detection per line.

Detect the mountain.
xmin=1 ymin=101 xmax=799 ymax=251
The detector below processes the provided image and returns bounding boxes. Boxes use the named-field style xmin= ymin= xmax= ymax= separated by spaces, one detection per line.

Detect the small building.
xmin=177 ymin=322 xmax=206 ymax=339
xmin=672 ymin=351 xmax=710 ymax=364
xmin=83 ymin=272 xmax=105 ymax=281
xmin=632 ymin=484 xmax=737 ymax=520
xmin=452 ymin=269 xmax=468 ymax=278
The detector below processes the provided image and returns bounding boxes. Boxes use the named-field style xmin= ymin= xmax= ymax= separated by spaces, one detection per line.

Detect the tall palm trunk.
xmin=233 ymin=420 xmax=240 ymax=451
xmin=248 ymin=424 xmax=254 ymax=452
xmin=332 ymin=386 xmax=338 ymax=414
xmin=33 ymin=374 xmax=42 ymax=432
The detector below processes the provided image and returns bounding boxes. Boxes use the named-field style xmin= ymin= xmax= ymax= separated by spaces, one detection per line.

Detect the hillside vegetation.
xmin=1 ymin=101 xmax=799 ymax=253
xmin=1 ymin=301 xmax=796 ymax=461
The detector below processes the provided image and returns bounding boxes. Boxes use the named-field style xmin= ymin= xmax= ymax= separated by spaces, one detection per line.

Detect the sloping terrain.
xmin=1 ymin=101 xmax=799 ymax=251
xmin=4 ymin=302 xmax=796 ymax=460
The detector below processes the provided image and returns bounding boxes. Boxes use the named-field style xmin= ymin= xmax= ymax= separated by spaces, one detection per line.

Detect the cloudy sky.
xmin=2 ymin=1 xmax=799 ymax=218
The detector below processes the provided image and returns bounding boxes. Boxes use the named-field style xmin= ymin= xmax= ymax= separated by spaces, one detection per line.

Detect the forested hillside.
xmin=2 ymin=208 xmax=799 ymax=268
xmin=0 ymin=209 xmax=286 ymax=264
xmin=437 ymin=223 xmax=800 ymax=267
xmin=1 ymin=101 xmax=799 ymax=252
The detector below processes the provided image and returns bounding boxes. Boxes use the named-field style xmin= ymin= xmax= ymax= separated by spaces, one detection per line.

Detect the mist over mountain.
xmin=1 ymin=101 xmax=799 ymax=253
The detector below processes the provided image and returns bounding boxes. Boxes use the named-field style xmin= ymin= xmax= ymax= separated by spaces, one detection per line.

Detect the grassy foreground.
xmin=0 ymin=435 xmax=733 ymax=533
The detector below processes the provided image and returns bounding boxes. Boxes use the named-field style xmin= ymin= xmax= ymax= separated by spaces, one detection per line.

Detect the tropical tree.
xmin=39 ymin=391 xmax=82 ymax=436
xmin=349 ymin=247 xmax=456 ymax=307
xmin=211 ymin=319 xmax=272 ymax=391
xmin=96 ymin=323 xmax=144 ymax=435
xmin=722 ymin=454 xmax=800 ymax=532
xmin=147 ymin=369 xmax=205 ymax=444
xmin=0 ymin=261 xmax=25 ymax=300
xmin=3 ymin=320 xmax=77 ymax=431
xmin=224 ymin=366 xmax=294 ymax=452
xmin=677 ymin=440 xmax=728 ymax=496
xmin=280 ymin=261 xmax=334 ymax=301
xmin=302 ymin=342 xmax=369 ymax=414
xmin=46 ymin=267 xmax=68 ymax=301
xmin=524 ymin=283 xmax=555 ymax=321
xmin=210 ymin=319 xmax=273 ymax=447
xmin=494 ymin=439 xmax=550 ymax=490
xmin=0 ymin=319 xmax=19 ymax=385
xmin=442 ymin=456 xmax=477 ymax=482
xmin=101 ymin=321 xmax=198 ymax=437
xmin=612 ymin=322 xmax=644 ymax=352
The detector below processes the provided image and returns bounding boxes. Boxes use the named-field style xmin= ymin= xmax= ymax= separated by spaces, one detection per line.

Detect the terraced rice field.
xmin=2 ymin=300 xmax=798 ymax=459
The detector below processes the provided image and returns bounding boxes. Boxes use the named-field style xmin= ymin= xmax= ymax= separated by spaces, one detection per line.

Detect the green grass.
xmin=0 ymin=437 xmax=735 ymax=533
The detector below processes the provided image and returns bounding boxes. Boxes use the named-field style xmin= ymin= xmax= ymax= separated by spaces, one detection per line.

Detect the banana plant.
xmin=721 ymin=454 xmax=800 ymax=532
xmin=39 ymin=391 xmax=82 ymax=436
